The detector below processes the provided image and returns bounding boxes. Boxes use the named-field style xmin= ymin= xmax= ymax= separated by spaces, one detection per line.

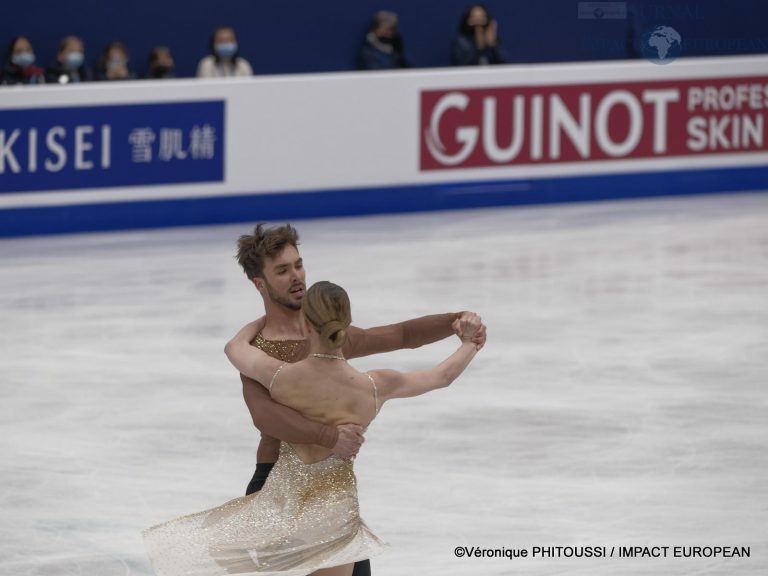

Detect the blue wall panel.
xmin=3 ymin=165 xmax=767 ymax=237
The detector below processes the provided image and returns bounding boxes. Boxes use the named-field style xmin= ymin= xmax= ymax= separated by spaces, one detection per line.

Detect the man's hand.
xmin=331 ymin=424 xmax=365 ymax=458
xmin=453 ymin=312 xmax=486 ymax=350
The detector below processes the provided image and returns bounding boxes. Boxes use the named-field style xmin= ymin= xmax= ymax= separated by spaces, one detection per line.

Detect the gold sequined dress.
xmin=143 ymin=441 xmax=385 ymax=575
xmin=144 ymin=364 xmax=386 ymax=576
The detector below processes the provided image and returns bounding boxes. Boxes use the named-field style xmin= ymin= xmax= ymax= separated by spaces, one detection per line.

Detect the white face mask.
xmin=12 ymin=52 xmax=36 ymax=67
xmin=215 ymin=42 xmax=237 ymax=59
xmin=64 ymin=51 xmax=85 ymax=69
xmin=107 ymin=57 xmax=127 ymax=70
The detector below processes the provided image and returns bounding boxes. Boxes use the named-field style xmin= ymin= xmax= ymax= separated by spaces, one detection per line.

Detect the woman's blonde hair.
xmin=302 ymin=281 xmax=351 ymax=349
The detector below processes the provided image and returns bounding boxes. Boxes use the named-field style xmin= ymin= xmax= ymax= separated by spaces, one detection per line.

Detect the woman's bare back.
xmin=269 ymin=361 xmax=379 ymax=464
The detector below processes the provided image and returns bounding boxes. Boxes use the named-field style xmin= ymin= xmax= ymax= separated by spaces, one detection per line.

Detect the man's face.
xmin=259 ymin=245 xmax=306 ymax=310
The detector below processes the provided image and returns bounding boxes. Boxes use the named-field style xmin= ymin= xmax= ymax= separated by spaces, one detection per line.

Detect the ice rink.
xmin=1 ymin=192 xmax=767 ymax=575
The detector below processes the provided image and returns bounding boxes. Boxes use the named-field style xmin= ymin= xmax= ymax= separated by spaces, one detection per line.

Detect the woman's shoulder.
xmin=196 ymin=55 xmax=216 ymax=74
xmin=363 ymin=368 xmax=400 ymax=386
xmin=235 ymin=58 xmax=253 ymax=75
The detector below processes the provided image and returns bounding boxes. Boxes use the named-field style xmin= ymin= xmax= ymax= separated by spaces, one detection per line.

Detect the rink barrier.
xmin=1 ymin=56 xmax=768 ymax=236
xmin=2 ymin=164 xmax=767 ymax=237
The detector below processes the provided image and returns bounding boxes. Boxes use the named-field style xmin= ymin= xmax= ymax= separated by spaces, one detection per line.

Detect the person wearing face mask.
xmin=45 ymin=36 xmax=93 ymax=84
xmin=96 ymin=41 xmax=135 ymax=81
xmin=145 ymin=46 xmax=175 ymax=80
xmin=357 ymin=10 xmax=411 ymax=70
xmin=451 ymin=4 xmax=508 ymax=66
xmin=1 ymin=36 xmax=45 ymax=85
xmin=196 ymin=26 xmax=253 ymax=78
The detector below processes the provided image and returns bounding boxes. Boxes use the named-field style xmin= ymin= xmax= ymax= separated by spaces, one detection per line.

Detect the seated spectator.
xmin=358 ymin=10 xmax=410 ymax=70
xmin=145 ymin=46 xmax=175 ymax=79
xmin=451 ymin=4 xmax=508 ymax=66
xmin=46 ymin=36 xmax=93 ymax=84
xmin=1 ymin=36 xmax=45 ymax=85
xmin=196 ymin=26 xmax=253 ymax=78
xmin=96 ymin=41 xmax=135 ymax=81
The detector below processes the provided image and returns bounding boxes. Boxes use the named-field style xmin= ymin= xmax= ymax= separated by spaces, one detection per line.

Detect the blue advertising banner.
xmin=0 ymin=100 xmax=225 ymax=193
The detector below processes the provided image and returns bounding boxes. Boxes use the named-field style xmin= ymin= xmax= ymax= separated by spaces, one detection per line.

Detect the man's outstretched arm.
xmin=344 ymin=312 xmax=483 ymax=359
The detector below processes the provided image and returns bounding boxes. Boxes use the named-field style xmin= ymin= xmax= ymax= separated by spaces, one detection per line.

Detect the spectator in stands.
xmin=1 ymin=36 xmax=45 ymax=85
xmin=96 ymin=41 xmax=135 ymax=81
xmin=145 ymin=46 xmax=176 ymax=79
xmin=358 ymin=10 xmax=410 ymax=70
xmin=46 ymin=36 xmax=92 ymax=84
xmin=451 ymin=4 xmax=508 ymax=66
xmin=197 ymin=26 xmax=253 ymax=78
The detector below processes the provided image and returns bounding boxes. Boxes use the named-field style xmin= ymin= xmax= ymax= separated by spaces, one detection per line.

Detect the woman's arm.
xmin=372 ymin=313 xmax=484 ymax=403
xmin=451 ymin=36 xmax=482 ymax=66
xmin=224 ymin=318 xmax=283 ymax=387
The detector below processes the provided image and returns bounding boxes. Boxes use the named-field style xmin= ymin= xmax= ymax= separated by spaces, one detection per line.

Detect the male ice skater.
xmin=233 ymin=223 xmax=484 ymax=576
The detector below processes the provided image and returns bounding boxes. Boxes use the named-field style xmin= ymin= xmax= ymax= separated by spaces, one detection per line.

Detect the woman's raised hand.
xmin=452 ymin=312 xmax=486 ymax=350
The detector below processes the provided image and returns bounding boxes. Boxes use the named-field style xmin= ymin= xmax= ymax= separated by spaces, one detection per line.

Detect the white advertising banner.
xmin=1 ymin=55 xmax=767 ymax=234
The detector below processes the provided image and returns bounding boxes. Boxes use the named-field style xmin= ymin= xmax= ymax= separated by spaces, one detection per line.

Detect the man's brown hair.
xmin=236 ymin=223 xmax=300 ymax=280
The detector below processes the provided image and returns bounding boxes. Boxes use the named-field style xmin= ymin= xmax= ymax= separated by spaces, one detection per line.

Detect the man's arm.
xmin=242 ymin=375 xmax=364 ymax=458
xmin=241 ymin=374 xmax=339 ymax=448
xmin=343 ymin=312 xmax=461 ymax=359
xmin=225 ymin=320 xmax=284 ymax=385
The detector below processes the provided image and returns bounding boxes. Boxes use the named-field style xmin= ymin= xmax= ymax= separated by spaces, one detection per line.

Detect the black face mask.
xmin=377 ymin=36 xmax=394 ymax=45
xmin=150 ymin=65 xmax=172 ymax=77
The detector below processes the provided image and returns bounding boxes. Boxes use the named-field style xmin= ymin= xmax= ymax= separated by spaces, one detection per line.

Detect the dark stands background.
xmin=2 ymin=0 xmax=766 ymax=77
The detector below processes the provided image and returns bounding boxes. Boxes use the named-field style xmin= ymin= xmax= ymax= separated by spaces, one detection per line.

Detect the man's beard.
xmin=265 ymin=279 xmax=303 ymax=311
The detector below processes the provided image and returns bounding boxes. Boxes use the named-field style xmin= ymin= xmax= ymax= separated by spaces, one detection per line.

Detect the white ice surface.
xmin=1 ymin=193 xmax=767 ymax=575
